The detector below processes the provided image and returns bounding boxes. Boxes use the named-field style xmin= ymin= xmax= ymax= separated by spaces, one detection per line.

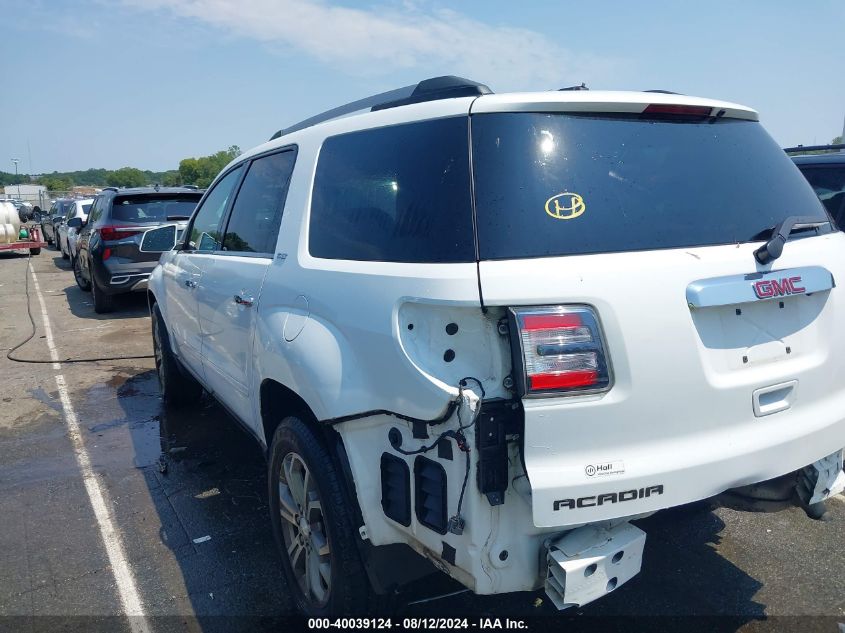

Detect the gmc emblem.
xmin=753 ymin=276 xmax=805 ymax=299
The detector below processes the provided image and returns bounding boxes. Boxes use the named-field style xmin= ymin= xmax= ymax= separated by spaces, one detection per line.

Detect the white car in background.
xmin=58 ymin=198 xmax=93 ymax=260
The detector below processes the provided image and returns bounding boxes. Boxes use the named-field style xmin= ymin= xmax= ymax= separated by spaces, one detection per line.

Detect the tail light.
xmin=509 ymin=306 xmax=612 ymax=396
xmin=99 ymin=226 xmax=142 ymax=241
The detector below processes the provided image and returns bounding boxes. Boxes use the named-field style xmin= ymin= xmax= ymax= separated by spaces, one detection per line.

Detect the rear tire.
xmin=29 ymin=248 xmax=41 ymax=256
xmin=73 ymin=255 xmax=90 ymax=291
xmin=151 ymin=304 xmax=203 ymax=407
xmin=269 ymin=418 xmax=377 ymax=617
xmin=91 ymin=273 xmax=115 ymax=314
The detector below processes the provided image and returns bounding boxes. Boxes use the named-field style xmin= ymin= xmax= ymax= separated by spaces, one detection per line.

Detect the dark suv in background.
xmin=71 ymin=186 xmax=203 ymax=313
xmin=788 ymin=144 xmax=845 ymax=227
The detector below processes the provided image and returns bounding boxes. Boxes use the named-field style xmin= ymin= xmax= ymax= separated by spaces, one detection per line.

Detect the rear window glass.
xmin=471 ymin=114 xmax=830 ymax=260
xmin=309 ymin=117 xmax=474 ymax=263
xmin=111 ymin=195 xmax=200 ymax=223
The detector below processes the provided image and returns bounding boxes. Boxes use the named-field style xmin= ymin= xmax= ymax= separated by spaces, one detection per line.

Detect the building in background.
xmin=3 ymin=184 xmax=50 ymax=210
xmin=71 ymin=185 xmax=98 ymax=196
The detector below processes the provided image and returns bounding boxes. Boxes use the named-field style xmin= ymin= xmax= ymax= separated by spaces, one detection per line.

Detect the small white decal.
xmin=585 ymin=461 xmax=625 ymax=478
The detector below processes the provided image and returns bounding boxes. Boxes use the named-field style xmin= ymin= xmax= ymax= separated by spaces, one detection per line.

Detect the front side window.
xmin=309 ymin=117 xmax=475 ymax=263
xmin=223 ymin=151 xmax=295 ymax=254
xmin=187 ymin=166 xmax=243 ymax=252
xmin=471 ymin=113 xmax=830 ymax=259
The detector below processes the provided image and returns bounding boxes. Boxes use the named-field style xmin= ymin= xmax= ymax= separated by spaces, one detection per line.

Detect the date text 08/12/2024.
xmin=307 ymin=618 xmax=529 ymax=629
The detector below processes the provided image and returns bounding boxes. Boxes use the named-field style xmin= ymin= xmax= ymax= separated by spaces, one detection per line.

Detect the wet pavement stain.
xmin=26 ymin=387 xmax=62 ymax=413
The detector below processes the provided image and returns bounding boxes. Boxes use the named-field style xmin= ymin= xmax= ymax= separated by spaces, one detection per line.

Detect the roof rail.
xmin=559 ymin=83 xmax=588 ymax=91
xmin=644 ymin=89 xmax=682 ymax=95
xmin=784 ymin=143 xmax=845 ymax=154
xmin=102 ymin=186 xmax=119 ymax=193
xmin=182 ymin=184 xmax=199 ymax=190
xmin=269 ymin=75 xmax=492 ymax=140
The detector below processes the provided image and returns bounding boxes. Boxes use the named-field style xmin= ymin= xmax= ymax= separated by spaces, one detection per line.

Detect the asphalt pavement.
xmin=0 ymin=248 xmax=843 ymax=633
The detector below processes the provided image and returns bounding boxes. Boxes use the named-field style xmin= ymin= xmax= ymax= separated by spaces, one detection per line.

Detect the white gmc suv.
xmin=145 ymin=76 xmax=845 ymax=616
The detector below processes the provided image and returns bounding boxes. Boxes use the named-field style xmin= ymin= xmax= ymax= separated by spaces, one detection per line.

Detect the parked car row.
xmin=39 ymin=198 xmax=78 ymax=246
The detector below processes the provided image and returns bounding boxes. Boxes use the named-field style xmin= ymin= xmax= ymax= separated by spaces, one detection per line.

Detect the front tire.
xmin=268 ymin=418 xmax=376 ymax=617
xmin=151 ymin=303 xmax=203 ymax=407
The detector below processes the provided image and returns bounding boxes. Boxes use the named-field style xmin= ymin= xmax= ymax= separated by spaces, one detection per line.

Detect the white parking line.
xmin=30 ymin=263 xmax=151 ymax=633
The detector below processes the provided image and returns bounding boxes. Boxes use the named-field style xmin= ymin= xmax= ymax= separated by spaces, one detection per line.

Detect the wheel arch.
xmin=146 ymin=288 xmax=158 ymax=315
xmin=260 ymin=378 xmax=321 ymax=450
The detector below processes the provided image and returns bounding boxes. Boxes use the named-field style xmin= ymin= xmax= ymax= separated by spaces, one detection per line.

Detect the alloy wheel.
xmin=278 ymin=452 xmax=331 ymax=606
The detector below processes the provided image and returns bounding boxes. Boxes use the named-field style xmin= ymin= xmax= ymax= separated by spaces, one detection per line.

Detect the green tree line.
xmin=0 ymin=146 xmax=241 ymax=191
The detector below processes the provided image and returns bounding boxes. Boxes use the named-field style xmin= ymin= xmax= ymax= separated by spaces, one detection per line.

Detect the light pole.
xmin=11 ymin=158 xmax=20 ymax=199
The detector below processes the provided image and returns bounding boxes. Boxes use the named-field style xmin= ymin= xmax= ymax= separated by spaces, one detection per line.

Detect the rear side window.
xmin=471 ymin=114 xmax=830 ymax=260
xmin=88 ymin=197 xmax=103 ymax=223
xmin=223 ymin=150 xmax=295 ymax=254
xmin=110 ymin=194 xmax=200 ymax=223
xmin=309 ymin=117 xmax=474 ymax=263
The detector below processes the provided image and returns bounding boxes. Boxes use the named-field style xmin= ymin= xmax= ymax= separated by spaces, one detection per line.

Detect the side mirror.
xmin=66 ymin=217 xmax=83 ymax=229
xmin=140 ymin=224 xmax=177 ymax=253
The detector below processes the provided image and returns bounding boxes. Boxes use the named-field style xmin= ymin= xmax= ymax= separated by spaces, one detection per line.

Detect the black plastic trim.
xmin=414 ymin=456 xmax=448 ymax=535
xmin=380 ymin=453 xmax=412 ymax=527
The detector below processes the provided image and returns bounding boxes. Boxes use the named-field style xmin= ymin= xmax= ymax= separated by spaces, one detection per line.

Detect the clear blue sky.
xmin=2 ymin=0 xmax=843 ymax=173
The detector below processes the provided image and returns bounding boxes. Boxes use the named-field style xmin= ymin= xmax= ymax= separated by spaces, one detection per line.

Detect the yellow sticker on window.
xmin=545 ymin=192 xmax=586 ymax=220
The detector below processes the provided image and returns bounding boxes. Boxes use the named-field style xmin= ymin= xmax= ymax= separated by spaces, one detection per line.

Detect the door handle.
xmin=234 ymin=294 xmax=254 ymax=307
xmin=184 ymin=279 xmax=197 ymax=288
